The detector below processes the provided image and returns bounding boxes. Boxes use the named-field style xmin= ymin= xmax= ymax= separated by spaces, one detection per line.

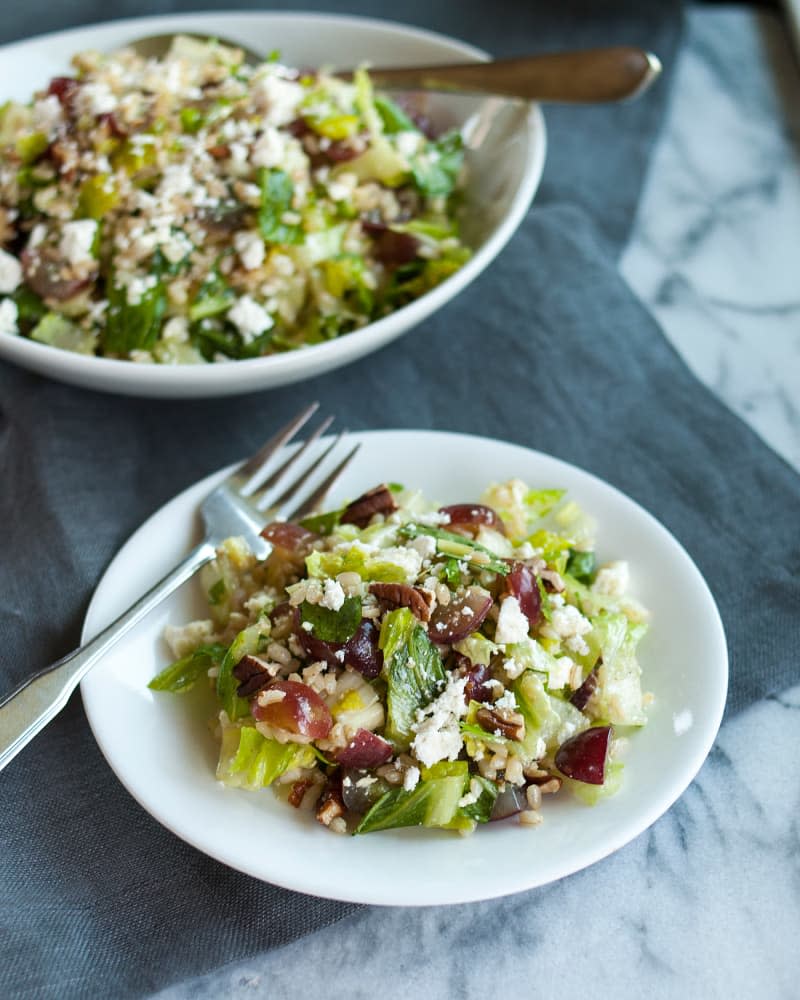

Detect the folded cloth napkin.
xmin=6 ymin=1 xmax=799 ymax=998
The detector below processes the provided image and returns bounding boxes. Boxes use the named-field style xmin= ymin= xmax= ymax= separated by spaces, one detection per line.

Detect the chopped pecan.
xmin=232 ymin=654 xmax=274 ymax=698
xmin=539 ymin=568 xmax=565 ymax=593
xmin=288 ymin=778 xmax=314 ymax=809
xmin=316 ymin=772 xmax=345 ymax=826
xmin=369 ymin=582 xmax=433 ymax=622
xmin=340 ymin=484 xmax=397 ymax=528
xmin=476 ymin=706 xmax=526 ymax=742
xmin=207 ymin=143 xmax=231 ymax=159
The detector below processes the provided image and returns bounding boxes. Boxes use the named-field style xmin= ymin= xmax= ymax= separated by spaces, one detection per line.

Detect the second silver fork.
xmin=0 ymin=403 xmax=358 ymax=773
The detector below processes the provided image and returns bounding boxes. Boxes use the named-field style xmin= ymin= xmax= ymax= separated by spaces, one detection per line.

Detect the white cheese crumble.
xmin=58 ymin=220 xmax=97 ymax=267
xmin=403 ymin=765 xmax=420 ymax=792
xmin=162 ymin=316 xmax=189 ymax=343
xmin=32 ymin=95 xmax=63 ymax=136
xmin=494 ymin=596 xmax=530 ymax=645
xmin=251 ymin=73 xmax=304 ymax=125
xmin=319 ymin=579 xmax=346 ymax=612
xmin=408 ymin=534 xmax=437 ymax=560
xmin=394 ymin=130 xmax=422 ymax=159
xmin=227 ymin=294 xmax=273 ymax=344
xmin=0 ymin=249 xmax=22 ymax=294
xmin=410 ymin=675 xmax=468 ymax=768
xmin=234 ymin=230 xmax=266 ymax=271
xmin=250 ymin=125 xmax=289 ymax=168
xmin=0 ymin=298 xmax=18 ymax=336
xmin=493 ymin=689 xmax=517 ymax=711
xmin=76 ymin=81 xmax=118 ymax=117
xmin=593 ymin=561 xmax=630 ymax=597
xmin=548 ymin=604 xmax=593 ymax=649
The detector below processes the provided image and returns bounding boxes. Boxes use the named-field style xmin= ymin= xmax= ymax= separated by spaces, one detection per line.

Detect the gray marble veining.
xmin=156 ymin=8 xmax=800 ymax=998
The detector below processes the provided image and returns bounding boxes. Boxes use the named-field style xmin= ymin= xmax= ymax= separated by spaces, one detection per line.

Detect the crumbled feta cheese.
xmin=549 ymin=604 xmax=593 ymax=644
xmin=394 ymin=130 xmax=422 ymax=159
xmin=0 ymin=249 xmax=22 ymax=294
xmin=593 ymin=561 xmax=630 ymax=598
xmin=124 ymin=274 xmax=158 ymax=306
xmin=161 ymin=230 xmax=193 ymax=265
xmin=76 ymin=81 xmax=118 ymax=117
xmin=355 ymin=775 xmax=377 ymax=789
xmin=234 ymin=230 xmax=266 ymax=271
xmin=514 ymin=541 xmax=536 ymax=560
xmin=227 ymin=294 xmax=273 ymax=344
xmin=403 ymin=766 xmax=420 ymax=792
xmin=0 ymin=298 xmax=18 ymax=336
xmin=33 ymin=95 xmax=63 ymax=136
xmin=58 ymin=220 xmax=97 ymax=267
xmin=251 ymin=74 xmax=305 ymax=125
xmin=411 ymin=675 xmax=467 ymax=768
xmin=250 ymin=125 xmax=289 ymax=168
xmin=458 ymin=777 xmax=484 ymax=809
xmin=375 ymin=545 xmax=423 ymax=582
xmin=493 ymin=689 xmax=517 ymax=711
xmin=547 ymin=655 xmax=574 ymax=691
xmin=494 ymin=596 xmax=530 ymax=645
xmin=162 ymin=316 xmax=189 ymax=343
xmin=319 ymin=579 xmax=345 ymax=612
xmin=409 ymin=534 xmax=437 ymax=560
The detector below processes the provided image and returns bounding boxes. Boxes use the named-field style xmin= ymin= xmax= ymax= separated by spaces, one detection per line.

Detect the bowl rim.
xmin=0 ymin=10 xmax=546 ymax=393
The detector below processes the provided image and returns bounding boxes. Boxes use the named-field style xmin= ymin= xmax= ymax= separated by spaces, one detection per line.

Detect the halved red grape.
xmin=334 ymin=729 xmax=393 ymax=768
xmin=507 ymin=562 xmax=541 ymax=628
xmin=343 ymin=619 xmax=383 ymax=679
xmin=295 ymin=620 xmax=343 ymax=668
xmin=554 ymin=726 xmax=612 ymax=785
xmin=340 ymin=768 xmax=388 ymax=815
xmin=452 ymin=655 xmax=493 ymax=703
xmin=47 ymin=76 xmax=78 ymax=109
xmin=439 ymin=503 xmax=505 ymax=535
xmin=251 ymin=680 xmax=332 ymax=740
xmin=489 ymin=784 xmax=527 ymax=821
xmin=21 ymin=248 xmax=94 ymax=302
xmin=428 ymin=587 xmax=492 ymax=644
xmin=570 ymin=669 xmax=598 ymax=711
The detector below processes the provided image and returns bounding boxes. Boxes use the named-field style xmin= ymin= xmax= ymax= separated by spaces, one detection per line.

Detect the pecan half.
xmin=316 ymin=772 xmax=345 ymax=826
xmin=476 ymin=706 xmax=526 ymax=742
xmin=369 ymin=582 xmax=433 ymax=622
xmin=232 ymin=654 xmax=274 ymax=698
xmin=340 ymin=484 xmax=397 ymax=528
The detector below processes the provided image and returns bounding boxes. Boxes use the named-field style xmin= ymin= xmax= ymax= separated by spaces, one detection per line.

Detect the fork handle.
xmin=0 ymin=540 xmax=216 ymax=774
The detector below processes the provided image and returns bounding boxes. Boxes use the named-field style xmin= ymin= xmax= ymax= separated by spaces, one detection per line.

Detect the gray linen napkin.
xmin=8 ymin=2 xmax=797 ymax=999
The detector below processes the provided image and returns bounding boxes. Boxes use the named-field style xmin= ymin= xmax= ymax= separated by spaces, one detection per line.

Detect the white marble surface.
xmin=157 ymin=8 xmax=800 ymax=999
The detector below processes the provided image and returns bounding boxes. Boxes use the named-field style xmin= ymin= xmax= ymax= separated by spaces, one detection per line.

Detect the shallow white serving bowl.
xmin=81 ymin=430 xmax=728 ymax=906
xmin=0 ymin=12 xmax=545 ymax=398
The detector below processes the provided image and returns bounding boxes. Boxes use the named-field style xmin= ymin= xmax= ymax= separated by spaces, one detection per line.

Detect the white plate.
xmin=0 ymin=13 xmax=545 ymax=398
xmin=81 ymin=430 xmax=728 ymax=906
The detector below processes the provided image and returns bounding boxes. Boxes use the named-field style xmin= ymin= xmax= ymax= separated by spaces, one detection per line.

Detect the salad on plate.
xmin=0 ymin=36 xmax=470 ymax=362
xmin=150 ymin=477 xmax=651 ymax=836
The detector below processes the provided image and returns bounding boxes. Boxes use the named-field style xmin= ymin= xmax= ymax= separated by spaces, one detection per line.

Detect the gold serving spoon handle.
xmin=126 ymin=34 xmax=661 ymax=104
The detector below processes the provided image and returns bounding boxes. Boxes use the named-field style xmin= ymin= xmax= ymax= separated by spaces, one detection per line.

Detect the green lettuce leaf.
xmin=380 ymin=608 xmax=446 ymax=749
xmin=148 ymin=643 xmax=228 ymax=693
xmin=300 ymin=595 xmax=361 ymax=643
xmin=216 ymin=622 xmax=272 ymax=719
xmin=258 ymin=167 xmax=303 ymax=245
xmin=216 ymin=725 xmax=314 ymax=790
xmin=355 ymin=760 xmax=468 ymax=833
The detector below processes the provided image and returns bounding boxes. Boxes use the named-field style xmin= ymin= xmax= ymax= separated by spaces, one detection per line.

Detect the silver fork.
xmin=0 ymin=403 xmax=359 ymax=773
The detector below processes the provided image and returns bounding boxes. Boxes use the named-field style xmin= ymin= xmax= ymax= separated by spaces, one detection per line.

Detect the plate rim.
xmin=80 ymin=428 xmax=729 ymax=906
xmin=0 ymin=11 xmax=546 ymax=396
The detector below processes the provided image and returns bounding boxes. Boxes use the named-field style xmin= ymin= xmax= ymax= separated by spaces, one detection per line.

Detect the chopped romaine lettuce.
xmin=355 ymin=760 xmax=468 ymax=833
xmin=258 ymin=167 xmax=303 ymax=245
xmin=380 ymin=608 xmax=446 ymax=749
xmin=216 ymin=622 xmax=271 ymax=719
xmin=299 ymin=595 xmax=361 ymax=643
xmin=148 ymin=643 xmax=228 ymax=693
xmin=217 ymin=724 xmax=314 ymax=790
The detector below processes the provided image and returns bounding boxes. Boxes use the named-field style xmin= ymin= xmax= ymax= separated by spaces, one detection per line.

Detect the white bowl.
xmin=0 ymin=12 xmax=546 ymax=398
xmin=81 ymin=430 xmax=728 ymax=905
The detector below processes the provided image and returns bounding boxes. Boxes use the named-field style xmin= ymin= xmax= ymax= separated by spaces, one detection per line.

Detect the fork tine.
xmin=238 ymin=401 xmax=319 ymax=488
xmin=285 ymin=441 xmax=362 ymax=520
xmin=249 ymin=414 xmax=334 ymax=500
xmin=259 ymin=430 xmax=346 ymax=515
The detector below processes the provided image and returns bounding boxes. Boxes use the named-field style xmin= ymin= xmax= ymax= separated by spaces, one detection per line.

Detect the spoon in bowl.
xmin=127 ymin=34 xmax=661 ymax=103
